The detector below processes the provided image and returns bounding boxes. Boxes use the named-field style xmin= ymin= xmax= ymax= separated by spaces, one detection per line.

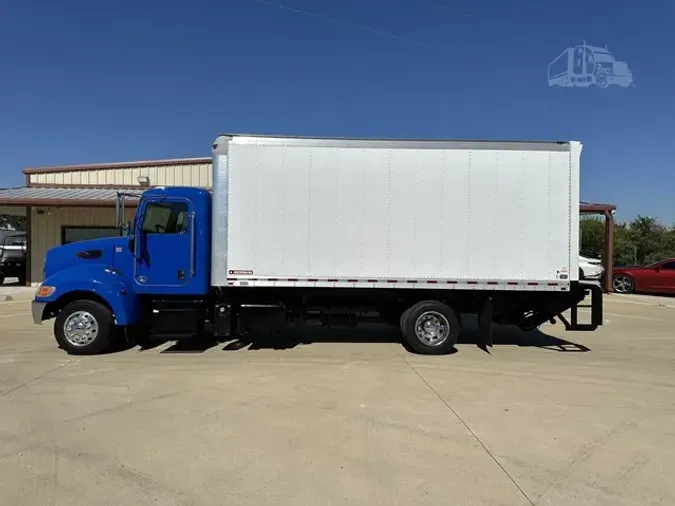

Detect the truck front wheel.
xmin=400 ymin=301 xmax=459 ymax=355
xmin=54 ymin=300 xmax=115 ymax=355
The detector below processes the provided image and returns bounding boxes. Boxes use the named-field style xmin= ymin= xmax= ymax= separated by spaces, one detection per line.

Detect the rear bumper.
xmin=562 ymin=281 xmax=603 ymax=331
xmin=31 ymin=301 xmax=46 ymax=325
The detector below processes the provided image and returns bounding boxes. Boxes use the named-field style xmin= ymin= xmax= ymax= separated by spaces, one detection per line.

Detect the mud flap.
xmin=478 ymin=296 xmax=493 ymax=347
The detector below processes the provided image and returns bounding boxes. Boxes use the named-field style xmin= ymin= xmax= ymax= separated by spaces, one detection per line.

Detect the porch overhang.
xmin=0 ymin=187 xmax=143 ymax=207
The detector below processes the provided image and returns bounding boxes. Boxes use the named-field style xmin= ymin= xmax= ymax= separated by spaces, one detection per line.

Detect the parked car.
xmin=579 ymin=254 xmax=604 ymax=280
xmin=612 ymin=258 xmax=675 ymax=294
xmin=0 ymin=230 xmax=27 ymax=285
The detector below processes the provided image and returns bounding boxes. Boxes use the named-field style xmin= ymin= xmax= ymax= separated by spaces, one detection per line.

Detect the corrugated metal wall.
xmin=0 ymin=206 xmax=25 ymax=216
xmin=30 ymin=207 xmax=135 ymax=283
xmin=28 ymin=162 xmax=212 ymax=188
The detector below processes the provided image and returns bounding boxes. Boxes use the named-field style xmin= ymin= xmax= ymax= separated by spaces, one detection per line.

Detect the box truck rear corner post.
xmin=31 ymin=135 xmax=603 ymax=355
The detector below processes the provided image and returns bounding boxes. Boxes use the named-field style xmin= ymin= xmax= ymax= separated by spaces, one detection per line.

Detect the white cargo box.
xmin=211 ymin=135 xmax=580 ymax=291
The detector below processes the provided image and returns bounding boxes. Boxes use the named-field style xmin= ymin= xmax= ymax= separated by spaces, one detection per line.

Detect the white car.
xmin=579 ymin=255 xmax=604 ymax=280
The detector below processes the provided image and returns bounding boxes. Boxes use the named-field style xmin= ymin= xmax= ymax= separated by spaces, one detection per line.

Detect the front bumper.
xmin=582 ymin=266 xmax=605 ymax=280
xmin=31 ymin=301 xmax=46 ymax=325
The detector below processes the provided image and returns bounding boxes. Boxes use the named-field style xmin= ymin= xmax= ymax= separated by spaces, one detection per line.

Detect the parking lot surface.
xmin=1 ymin=292 xmax=674 ymax=505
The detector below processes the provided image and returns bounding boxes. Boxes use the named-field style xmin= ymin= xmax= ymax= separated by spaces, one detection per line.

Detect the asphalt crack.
xmin=0 ymin=359 xmax=82 ymax=396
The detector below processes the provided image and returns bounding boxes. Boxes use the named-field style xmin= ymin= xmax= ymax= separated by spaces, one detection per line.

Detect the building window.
xmin=61 ymin=227 xmax=121 ymax=245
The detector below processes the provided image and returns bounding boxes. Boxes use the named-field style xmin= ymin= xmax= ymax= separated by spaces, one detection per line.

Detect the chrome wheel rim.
xmin=414 ymin=311 xmax=450 ymax=346
xmin=63 ymin=311 xmax=99 ymax=347
xmin=613 ymin=275 xmax=633 ymax=294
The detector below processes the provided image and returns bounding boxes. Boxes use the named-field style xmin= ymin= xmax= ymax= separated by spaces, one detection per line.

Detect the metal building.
xmin=0 ymin=158 xmax=211 ymax=284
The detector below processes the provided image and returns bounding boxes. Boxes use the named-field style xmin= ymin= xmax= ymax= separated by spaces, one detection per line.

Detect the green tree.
xmin=613 ymin=222 xmax=638 ymax=266
xmin=581 ymin=215 xmax=675 ymax=268
xmin=579 ymin=217 xmax=604 ymax=259
xmin=628 ymin=215 xmax=668 ymax=265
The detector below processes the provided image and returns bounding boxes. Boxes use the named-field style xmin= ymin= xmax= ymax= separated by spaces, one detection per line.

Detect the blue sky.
xmin=0 ymin=0 xmax=673 ymax=222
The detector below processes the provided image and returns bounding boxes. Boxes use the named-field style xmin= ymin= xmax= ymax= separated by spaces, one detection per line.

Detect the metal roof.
xmin=0 ymin=187 xmax=143 ymax=207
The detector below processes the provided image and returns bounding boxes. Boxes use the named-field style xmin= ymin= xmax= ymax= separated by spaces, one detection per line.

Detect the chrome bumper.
xmin=31 ymin=301 xmax=46 ymax=325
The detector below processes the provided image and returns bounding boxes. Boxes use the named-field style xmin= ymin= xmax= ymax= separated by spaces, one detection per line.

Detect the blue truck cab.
xmin=32 ymin=187 xmax=213 ymax=354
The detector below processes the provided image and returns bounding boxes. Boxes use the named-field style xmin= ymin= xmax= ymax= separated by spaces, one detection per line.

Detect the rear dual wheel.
xmin=400 ymin=301 xmax=459 ymax=355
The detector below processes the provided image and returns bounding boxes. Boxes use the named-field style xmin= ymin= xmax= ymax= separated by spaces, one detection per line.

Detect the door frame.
xmin=133 ymin=196 xmax=193 ymax=289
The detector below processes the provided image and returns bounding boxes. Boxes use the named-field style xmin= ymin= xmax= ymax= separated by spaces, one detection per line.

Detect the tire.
xmin=400 ymin=300 xmax=459 ymax=355
xmin=0 ymin=273 xmax=4 ymax=285
xmin=612 ymin=274 xmax=635 ymax=294
xmin=54 ymin=300 xmax=115 ymax=355
xmin=595 ymin=70 xmax=608 ymax=88
xmin=399 ymin=306 xmax=411 ymax=330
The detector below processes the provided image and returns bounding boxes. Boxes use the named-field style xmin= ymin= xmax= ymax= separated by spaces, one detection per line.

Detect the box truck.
xmin=31 ymin=135 xmax=602 ymax=355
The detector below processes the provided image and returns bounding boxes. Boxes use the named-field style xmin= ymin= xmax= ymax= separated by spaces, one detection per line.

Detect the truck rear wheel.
xmin=400 ymin=300 xmax=459 ymax=355
xmin=54 ymin=300 xmax=115 ymax=355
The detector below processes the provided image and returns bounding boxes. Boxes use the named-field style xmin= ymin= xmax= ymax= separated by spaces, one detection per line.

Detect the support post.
xmin=603 ymin=211 xmax=614 ymax=293
xmin=25 ymin=206 xmax=32 ymax=286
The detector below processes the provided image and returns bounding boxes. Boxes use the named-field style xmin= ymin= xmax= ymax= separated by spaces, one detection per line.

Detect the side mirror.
xmin=655 ymin=266 xmax=662 ymax=273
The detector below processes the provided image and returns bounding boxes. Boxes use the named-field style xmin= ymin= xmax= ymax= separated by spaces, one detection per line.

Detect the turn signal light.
xmin=36 ymin=286 xmax=55 ymax=298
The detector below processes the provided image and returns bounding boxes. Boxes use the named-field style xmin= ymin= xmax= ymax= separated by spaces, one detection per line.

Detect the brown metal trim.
xmin=27 ymin=183 xmax=157 ymax=190
xmin=0 ymin=199 xmax=139 ymax=208
xmin=23 ymin=157 xmax=211 ymax=175
xmin=27 ymin=183 xmax=213 ymax=191
xmin=580 ymin=203 xmax=616 ymax=213
xmin=25 ymin=205 xmax=32 ymax=286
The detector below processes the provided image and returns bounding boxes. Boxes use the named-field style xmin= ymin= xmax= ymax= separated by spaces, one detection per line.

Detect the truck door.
xmin=133 ymin=198 xmax=194 ymax=292
xmin=573 ymin=45 xmax=594 ymax=79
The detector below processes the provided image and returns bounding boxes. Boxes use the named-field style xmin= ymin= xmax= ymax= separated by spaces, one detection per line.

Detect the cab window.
xmin=141 ymin=202 xmax=189 ymax=234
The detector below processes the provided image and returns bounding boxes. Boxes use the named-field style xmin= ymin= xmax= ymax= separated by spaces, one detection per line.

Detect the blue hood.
xmin=44 ymin=236 xmax=129 ymax=279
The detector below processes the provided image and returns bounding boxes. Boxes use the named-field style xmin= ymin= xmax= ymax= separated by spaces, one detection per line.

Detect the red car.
xmin=612 ymin=258 xmax=675 ymax=294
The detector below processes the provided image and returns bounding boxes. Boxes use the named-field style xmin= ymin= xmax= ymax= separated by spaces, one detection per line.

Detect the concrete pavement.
xmin=0 ymin=295 xmax=674 ymax=505
xmin=0 ymin=280 xmax=33 ymax=301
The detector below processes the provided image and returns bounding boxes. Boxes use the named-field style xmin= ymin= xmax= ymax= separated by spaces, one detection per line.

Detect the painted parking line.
xmin=607 ymin=297 xmax=675 ymax=308
xmin=578 ymin=309 xmax=664 ymax=321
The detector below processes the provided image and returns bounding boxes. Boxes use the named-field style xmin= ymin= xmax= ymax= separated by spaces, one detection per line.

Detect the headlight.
xmin=36 ymin=285 xmax=55 ymax=298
